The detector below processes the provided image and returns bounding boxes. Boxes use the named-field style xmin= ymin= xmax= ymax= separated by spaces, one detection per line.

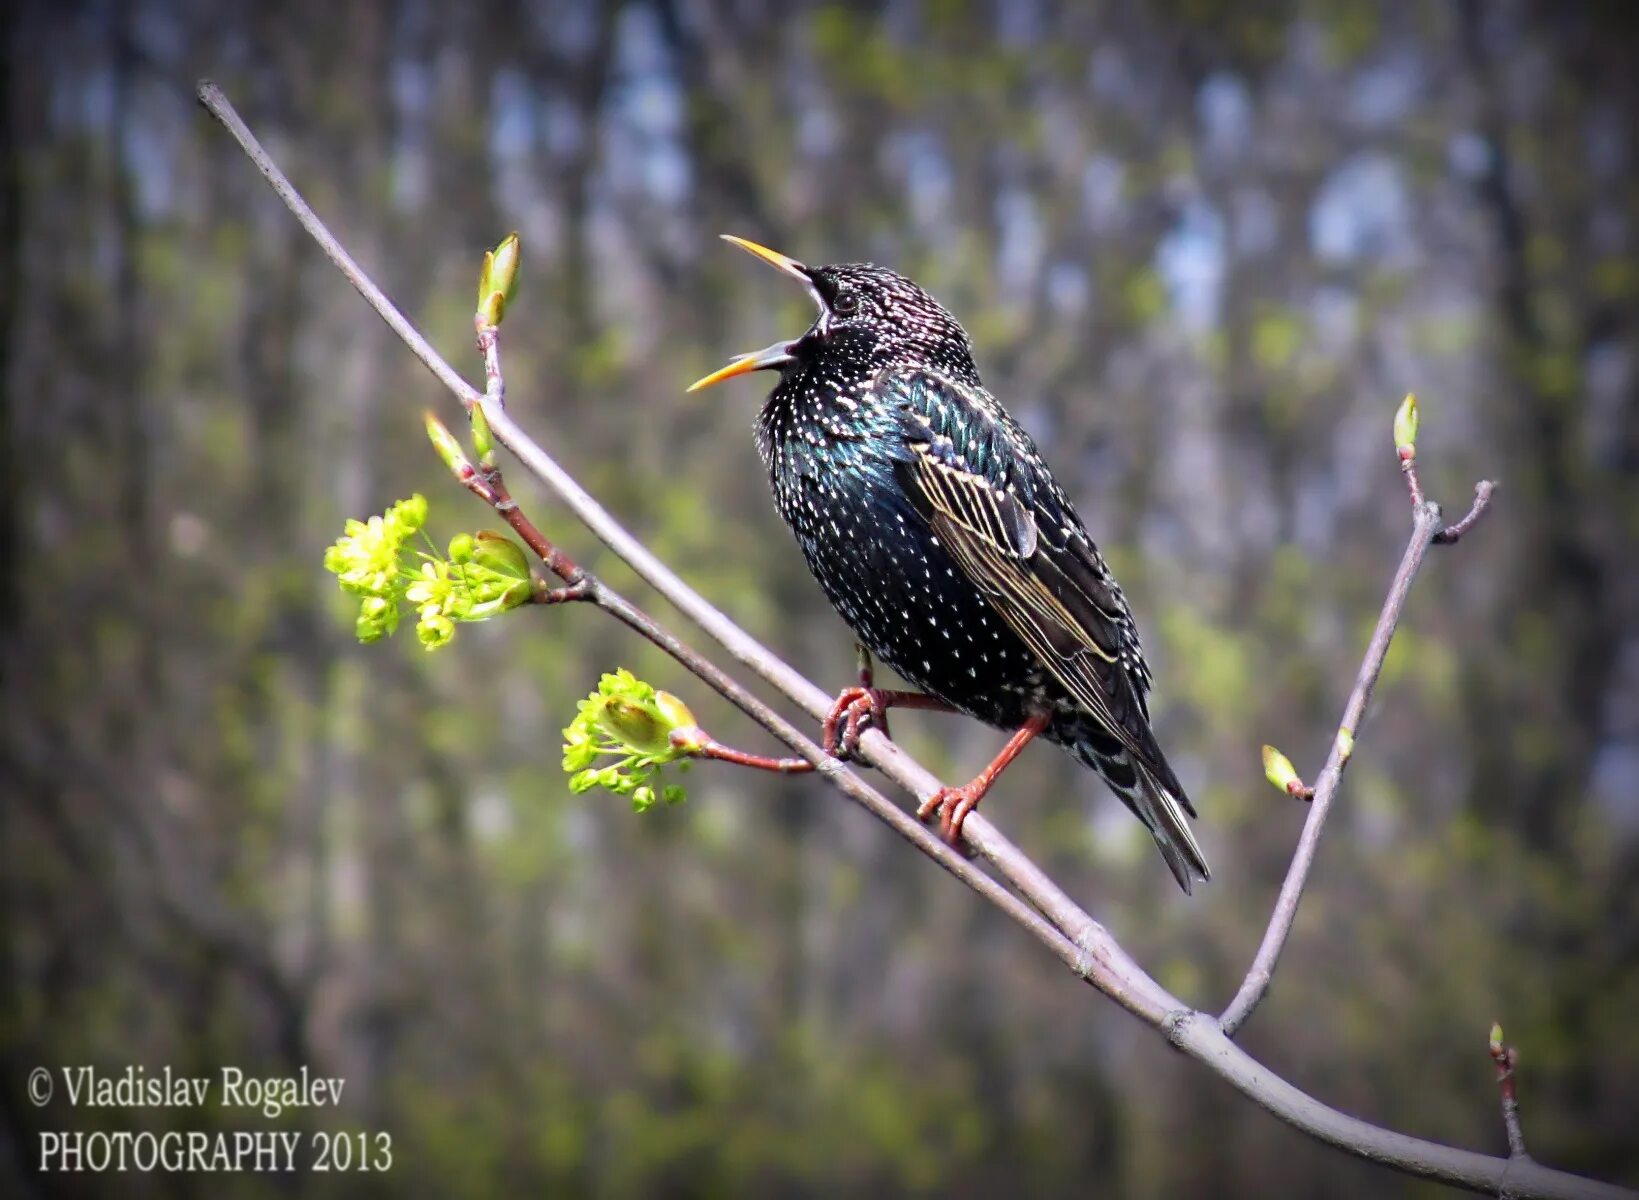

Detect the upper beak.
xmin=717 ymin=234 xmax=811 ymax=284
xmin=687 ymin=235 xmax=818 ymax=392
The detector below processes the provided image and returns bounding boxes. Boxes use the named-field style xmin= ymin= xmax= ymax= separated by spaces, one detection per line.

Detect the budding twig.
xmin=1222 ymin=397 xmax=1492 ymax=1039
xmin=1490 ymin=1022 xmax=1531 ymax=1161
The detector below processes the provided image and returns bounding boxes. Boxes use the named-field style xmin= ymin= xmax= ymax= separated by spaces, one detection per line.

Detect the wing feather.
xmin=888 ymin=372 xmax=1186 ymax=802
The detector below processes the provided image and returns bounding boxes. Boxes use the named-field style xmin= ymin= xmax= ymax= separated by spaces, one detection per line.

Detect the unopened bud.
xmin=653 ymin=689 xmax=698 ymax=732
xmin=596 ymin=697 xmax=673 ymax=757
xmin=472 ymin=530 xmax=530 ymax=580
xmin=1394 ymin=393 xmax=1420 ymax=460
xmin=425 ymin=412 xmax=472 ymax=478
xmin=1262 ymin=744 xmax=1301 ymax=795
xmin=471 ymin=403 xmax=495 ymax=465
xmin=476 ymin=233 xmax=522 ymax=326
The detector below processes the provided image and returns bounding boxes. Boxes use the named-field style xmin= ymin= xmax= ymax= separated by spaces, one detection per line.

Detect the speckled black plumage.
xmin=723 ymin=254 xmax=1208 ymax=891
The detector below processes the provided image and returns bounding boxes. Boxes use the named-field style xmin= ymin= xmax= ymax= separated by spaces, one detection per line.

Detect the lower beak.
xmin=686 ymin=339 xmax=797 ymax=393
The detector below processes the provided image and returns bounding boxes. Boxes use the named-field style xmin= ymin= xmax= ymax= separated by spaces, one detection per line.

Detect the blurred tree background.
xmin=3 ymin=1 xmax=1637 ymax=1196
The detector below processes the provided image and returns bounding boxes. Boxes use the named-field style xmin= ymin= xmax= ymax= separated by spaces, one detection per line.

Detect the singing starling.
xmin=690 ymin=236 xmax=1209 ymax=892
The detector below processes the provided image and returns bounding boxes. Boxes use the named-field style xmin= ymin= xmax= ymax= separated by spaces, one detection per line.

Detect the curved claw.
xmin=913 ymin=712 xmax=1051 ymax=845
xmin=821 ymin=687 xmax=888 ymax=761
xmin=916 ymin=784 xmax=984 ymax=845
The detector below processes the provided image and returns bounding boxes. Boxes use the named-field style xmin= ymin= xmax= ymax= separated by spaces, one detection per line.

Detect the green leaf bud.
xmin=425 ymin=412 xmax=472 ymax=478
xmin=470 ymin=401 xmax=496 ymax=465
xmin=1394 ymin=393 xmax=1419 ymax=459
xmin=1262 ymin=744 xmax=1300 ymax=794
xmin=475 ymin=234 xmax=521 ymax=327
xmin=472 ymin=531 xmax=530 ymax=580
xmin=596 ymin=697 xmax=672 ymax=757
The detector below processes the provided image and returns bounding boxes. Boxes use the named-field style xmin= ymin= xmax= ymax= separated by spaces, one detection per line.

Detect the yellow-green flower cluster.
xmin=405 ymin=531 xmax=533 ymax=649
xmin=323 ymin=495 xmax=429 ymax=642
xmin=562 ymin=670 xmax=699 ymax=811
xmin=323 ymin=496 xmax=533 ymax=650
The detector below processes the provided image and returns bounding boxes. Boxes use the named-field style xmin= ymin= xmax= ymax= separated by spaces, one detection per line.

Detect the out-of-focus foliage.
xmin=2 ymin=1 xmax=1636 ymax=1196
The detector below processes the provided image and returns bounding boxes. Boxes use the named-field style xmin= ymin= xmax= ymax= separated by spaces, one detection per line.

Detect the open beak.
xmin=687 ymin=235 xmax=823 ymax=392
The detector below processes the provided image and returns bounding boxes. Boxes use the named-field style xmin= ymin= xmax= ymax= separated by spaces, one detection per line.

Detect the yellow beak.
xmin=687 ymin=235 xmax=815 ymax=392
xmin=717 ymin=234 xmax=810 ymax=284
xmin=686 ymin=342 xmax=797 ymax=392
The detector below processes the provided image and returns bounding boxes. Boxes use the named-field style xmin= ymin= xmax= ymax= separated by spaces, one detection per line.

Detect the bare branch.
xmin=197 ymin=79 xmax=1633 ymax=1200
xmin=1437 ymin=480 xmax=1499 ymax=545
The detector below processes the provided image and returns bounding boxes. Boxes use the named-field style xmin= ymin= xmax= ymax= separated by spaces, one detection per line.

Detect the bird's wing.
xmin=882 ymin=369 xmax=1187 ymax=804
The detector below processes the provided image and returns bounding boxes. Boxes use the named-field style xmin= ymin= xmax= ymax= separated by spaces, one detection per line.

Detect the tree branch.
xmin=197 ymin=79 xmax=1631 ymax=1200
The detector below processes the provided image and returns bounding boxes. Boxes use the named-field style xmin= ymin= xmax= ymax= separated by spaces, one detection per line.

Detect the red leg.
xmin=917 ymin=712 xmax=1051 ymax=844
xmin=855 ymin=643 xmax=888 ymax=742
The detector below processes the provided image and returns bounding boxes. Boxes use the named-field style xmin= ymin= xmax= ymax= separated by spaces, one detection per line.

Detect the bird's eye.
xmin=833 ymin=289 xmax=860 ymax=316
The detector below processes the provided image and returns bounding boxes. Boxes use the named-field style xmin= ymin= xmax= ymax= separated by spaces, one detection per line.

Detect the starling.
xmin=690 ymin=237 xmax=1209 ymax=892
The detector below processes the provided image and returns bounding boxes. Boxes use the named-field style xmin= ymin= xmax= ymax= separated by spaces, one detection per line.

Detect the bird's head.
xmin=688 ymin=236 xmax=978 ymax=394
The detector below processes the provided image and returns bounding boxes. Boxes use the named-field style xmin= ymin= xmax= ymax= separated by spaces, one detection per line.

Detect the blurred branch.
xmin=198 ymin=80 xmax=1629 ymax=1200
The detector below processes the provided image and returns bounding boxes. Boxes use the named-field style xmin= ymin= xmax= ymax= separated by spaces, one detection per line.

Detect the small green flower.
xmin=323 ymin=497 xmax=533 ymax=652
xmin=355 ymin=595 xmax=398 ymax=643
xmin=416 ymin=610 xmax=456 ymax=650
xmin=324 ymin=494 xmax=428 ymax=600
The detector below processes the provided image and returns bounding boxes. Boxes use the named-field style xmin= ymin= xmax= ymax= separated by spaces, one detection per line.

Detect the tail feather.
xmin=1074 ymin=743 xmax=1210 ymax=893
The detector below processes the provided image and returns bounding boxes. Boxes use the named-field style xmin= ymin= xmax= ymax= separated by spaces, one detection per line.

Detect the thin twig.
xmin=1491 ymin=1022 xmax=1532 ymax=1161
xmin=693 ymin=739 xmax=815 ymax=774
xmin=1402 ymin=450 xmax=1427 ymax=509
xmin=198 ymin=80 xmax=1633 ymax=1200
xmin=1220 ymin=500 xmax=1445 ymax=1035
xmin=1437 ymin=480 xmax=1499 ymax=545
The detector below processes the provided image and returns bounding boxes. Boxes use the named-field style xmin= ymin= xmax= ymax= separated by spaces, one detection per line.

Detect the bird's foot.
xmin=914 ymin=712 xmax=1052 ymax=845
xmin=916 ymin=782 xmax=989 ymax=845
xmin=821 ymin=687 xmax=891 ymax=761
